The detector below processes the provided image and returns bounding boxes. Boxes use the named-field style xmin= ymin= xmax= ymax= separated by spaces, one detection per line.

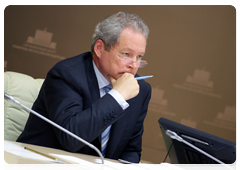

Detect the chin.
xmin=115 ymin=75 xmax=122 ymax=80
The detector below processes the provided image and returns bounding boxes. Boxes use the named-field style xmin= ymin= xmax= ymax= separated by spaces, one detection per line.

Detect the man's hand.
xmin=109 ymin=73 xmax=139 ymax=101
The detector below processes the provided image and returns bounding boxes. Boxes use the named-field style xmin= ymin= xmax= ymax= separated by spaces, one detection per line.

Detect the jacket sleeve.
xmin=119 ymin=82 xmax=152 ymax=163
xmin=42 ymin=64 xmax=125 ymax=152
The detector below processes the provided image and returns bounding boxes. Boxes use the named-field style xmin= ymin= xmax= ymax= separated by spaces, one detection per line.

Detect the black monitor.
xmin=158 ymin=117 xmax=236 ymax=164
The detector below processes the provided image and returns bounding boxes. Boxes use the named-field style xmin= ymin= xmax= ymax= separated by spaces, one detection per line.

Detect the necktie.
xmin=101 ymin=84 xmax=112 ymax=157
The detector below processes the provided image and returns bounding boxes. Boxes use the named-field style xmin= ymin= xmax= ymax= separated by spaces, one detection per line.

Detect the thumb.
xmin=108 ymin=76 xmax=116 ymax=86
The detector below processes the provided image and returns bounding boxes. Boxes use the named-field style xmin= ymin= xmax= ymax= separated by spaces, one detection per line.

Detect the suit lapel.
xmin=84 ymin=54 xmax=100 ymax=104
xmin=84 ymin=54 xmax=102 ymax=146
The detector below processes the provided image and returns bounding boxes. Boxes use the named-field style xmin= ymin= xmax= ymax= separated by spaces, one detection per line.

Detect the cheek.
xmin=111 ymin=59 xmax=123 ymax=70
xmin=133 ymin=68 xmax=138 ymax=75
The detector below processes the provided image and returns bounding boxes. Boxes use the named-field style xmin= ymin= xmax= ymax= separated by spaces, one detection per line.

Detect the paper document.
xmin=4 ymin=141 xmax=63 ymax=163
xmin=95 ymin=159 xmax=183 ymax=170
xmin=95 ymin=159 xmax=139 ymax=170
xmin=50 ymin=153 xmax=113 ymax=170
xmin=161 ymin=162 xmax=186 ymax=170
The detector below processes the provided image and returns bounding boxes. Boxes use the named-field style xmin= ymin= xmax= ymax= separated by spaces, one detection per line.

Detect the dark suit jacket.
xmin=17 ymin=52 xmax=151 ymax=163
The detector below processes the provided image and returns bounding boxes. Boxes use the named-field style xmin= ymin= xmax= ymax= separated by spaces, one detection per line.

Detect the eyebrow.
xmin=121 ymin=47 xmax=145 ymax=55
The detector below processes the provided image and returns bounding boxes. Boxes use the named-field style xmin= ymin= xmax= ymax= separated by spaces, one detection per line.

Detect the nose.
xmin=127 ymin=61 xmax=138 ymax=69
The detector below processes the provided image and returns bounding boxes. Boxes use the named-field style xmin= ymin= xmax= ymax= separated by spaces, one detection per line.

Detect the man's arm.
xmin=119 ymin=83 xmax=152 ymax=163
xmin=43 ymin=64 xmax=125 ymax=152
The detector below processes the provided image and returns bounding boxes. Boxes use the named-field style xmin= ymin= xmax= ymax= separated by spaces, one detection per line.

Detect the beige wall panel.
xmin=4 ymin=5 xmax=236 ymax=164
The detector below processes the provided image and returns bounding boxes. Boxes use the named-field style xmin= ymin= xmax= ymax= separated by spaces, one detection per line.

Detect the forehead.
xmin=116 ymin=28 xmax=146 ymax=54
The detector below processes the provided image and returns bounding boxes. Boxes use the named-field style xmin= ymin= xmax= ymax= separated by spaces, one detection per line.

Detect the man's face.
xmin=99 ymin=28 xmax=147 ymax=81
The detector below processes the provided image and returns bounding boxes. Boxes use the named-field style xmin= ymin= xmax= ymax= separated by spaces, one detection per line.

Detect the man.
xmin=17 ymin=11 xmax=151 ymax=163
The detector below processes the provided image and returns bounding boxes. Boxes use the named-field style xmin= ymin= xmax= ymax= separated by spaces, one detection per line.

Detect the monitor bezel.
xmin=158 ymin=117 xmax=236 ymax=164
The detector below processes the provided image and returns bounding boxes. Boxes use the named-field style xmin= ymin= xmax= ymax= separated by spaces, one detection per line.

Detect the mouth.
xmin=107 ymin=72 xmax=135 ymax=81
xmin=119 ymin=71 xmax=134 ymax=76
xmin=119 ymin=72 xmax=125 ymax=76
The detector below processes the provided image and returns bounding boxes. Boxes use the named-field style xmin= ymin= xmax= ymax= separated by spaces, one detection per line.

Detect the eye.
xmin=123 ymin=53 xmax=130 ymax=57
xmin=137 ymin=55 xmax=143 ymax=60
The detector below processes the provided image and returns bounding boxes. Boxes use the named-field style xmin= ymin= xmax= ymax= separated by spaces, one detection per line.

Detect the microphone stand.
xmin=4 ymin=93 xmax=104 ymax=164
xmin=165 ymin=130 xmax=236 ymax=170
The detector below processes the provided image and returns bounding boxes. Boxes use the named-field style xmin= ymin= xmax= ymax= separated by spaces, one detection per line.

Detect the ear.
xmin=94 ymin=39 xmax=104 ymax=58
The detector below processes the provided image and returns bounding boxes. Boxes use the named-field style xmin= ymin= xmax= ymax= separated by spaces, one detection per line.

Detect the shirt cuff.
xmin=108 ymin=89 xmax=129 ymax=110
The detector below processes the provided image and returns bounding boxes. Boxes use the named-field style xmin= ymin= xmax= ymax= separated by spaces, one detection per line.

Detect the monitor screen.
xmin=158 ymin=117 xmax=236 ymax=164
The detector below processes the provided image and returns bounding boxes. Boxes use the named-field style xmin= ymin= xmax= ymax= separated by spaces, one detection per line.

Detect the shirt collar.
xmin=92 ymin=60 xmax=110 ymax=89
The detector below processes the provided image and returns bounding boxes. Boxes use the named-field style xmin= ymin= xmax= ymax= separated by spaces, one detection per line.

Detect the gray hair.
xmin=91 ymin=11 xmax=149 ymax=53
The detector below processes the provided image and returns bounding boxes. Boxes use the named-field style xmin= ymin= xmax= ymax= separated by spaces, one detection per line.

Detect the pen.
xmin=25 ymin=147 xmax=59 ymax=161
xmin=135 ymin=75 xmax=153 ymax=80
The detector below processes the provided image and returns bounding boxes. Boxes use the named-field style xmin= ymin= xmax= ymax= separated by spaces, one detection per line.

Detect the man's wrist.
xmin=108 ymin=89 xmax=129 ymax=110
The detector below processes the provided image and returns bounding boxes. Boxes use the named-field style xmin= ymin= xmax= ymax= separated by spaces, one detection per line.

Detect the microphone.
xmin=4 ymin=93 xmax=104 ymax=164
xmin=165 ymin=129 xmax=224 ymax=164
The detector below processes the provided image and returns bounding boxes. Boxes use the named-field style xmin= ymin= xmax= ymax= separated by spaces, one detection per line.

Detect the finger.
xmin=108 ymin=76 xmax=116 ymax=86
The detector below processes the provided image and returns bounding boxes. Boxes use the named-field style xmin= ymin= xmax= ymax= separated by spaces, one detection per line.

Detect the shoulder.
xmin=48 ymin=52 xmax=92 ymax=75
xmin=44 ymin=52 xmax=93 ymax=85
xmin=55 ymin=52 xmax=92 ymax=69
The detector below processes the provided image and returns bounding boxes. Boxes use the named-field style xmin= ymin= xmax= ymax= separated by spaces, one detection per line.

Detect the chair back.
xmin=4 ymin=71 xmax=44 ymax=141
